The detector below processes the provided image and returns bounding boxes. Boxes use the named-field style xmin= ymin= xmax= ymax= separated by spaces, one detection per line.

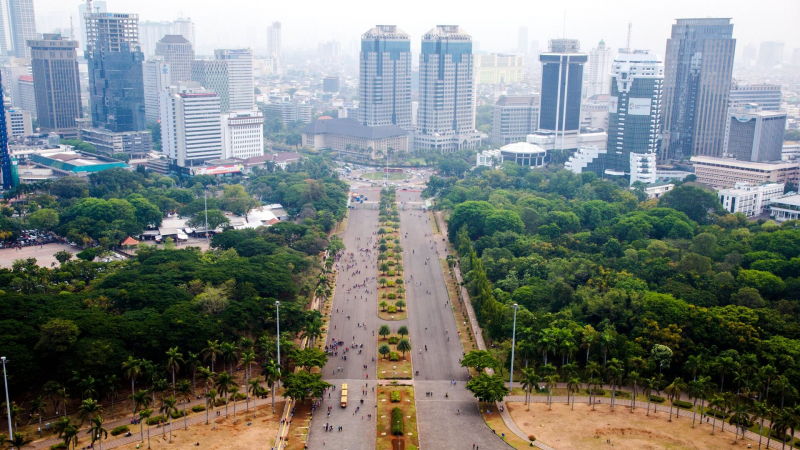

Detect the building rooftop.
xmin=500 ymin=142 xmax=547 ymax=154
xmin=158 ymin=34 xmax=190 ymax=44
xmin=29 ymin=151 xmax=128 ymax=174
xmin=302 ymin=118 xmax=408 ymax=139
xmin=422 ymin=25 xmax=471 ymax=41
xmin=691 ymin=156 xmax=799 ymax=169
xmin=362 ymin=25 xmax=409 ymax=40
xmin=771 ymin=195 xmax=800 ymax=208
xmin=495 ymin=96 xmax=538 ymax=107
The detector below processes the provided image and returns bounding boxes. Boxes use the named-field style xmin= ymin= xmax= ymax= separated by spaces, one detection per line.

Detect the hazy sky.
xmin=34 ymin=0 xmax=800 ymax=57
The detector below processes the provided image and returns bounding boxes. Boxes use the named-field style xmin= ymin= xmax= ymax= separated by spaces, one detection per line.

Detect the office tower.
xmin=490 ymin=95 xmax=539 ymax=145
xmin=660 ymin=18 xmax=735 ymax=162
xmin=729 ymin=84 xmax=781 ymax=111
xmin=191 ymin=60 xmax=229 ymax=112
xmin=4 ymin=108 xmax=31 ymax=137
xmin=78 ymin=1 xmax=107 ymax=50
xmin=160 ymin=83 xmax=222 ymax=166
xmin=222 ymin=110 xmax=264 ymax=159
xmin=3 ymin=65 xmax=30 ymax=108
xmin=724 ymin=104 xmax=786 ymax=162
xmin=142 ymin=58 xmax=172 ymax=125
xmin=262 ymin=100 xmax=312 ymax=124
xmin=758 ymin=41 xmax=784 ymax=68
xmin=267 ymin=21 xmax=281 ymax=72
xmin=538 ymin=39 xmax=587 ymax=146
xmin=85 ymin=12 xmax=146 ymax=132
xmin=742 ymin=44 xmax=757 ymax=67
xmin=323 ymin=76 xmax=339 ymax=93
xmin=7 ymin=0 xmax=36 ymax=58
xmin=474 ymin=54 xmax=524 ymax=84
xmin=138 ymin=18 xmax=196 ymax=59
xmin=18 ymin=75 xmax=35 ymax=118
xmin=0 ymin=0 xmax=11 ymax=54
xmin=27 ymin=34 xmax=83 ymax=137
xmin=416 ymin=25 xmax=480 ymax=153
xmin=318 ymin=40 xmax=341 ymax=58
xmin=359 ymin=25 xmax=412 ymax=131
xmin=173 ymin=17 xmax=196 ymax=46
xmin=0 ymin=70 xmax=11 ymax=188
xmin=518 ymin=27 xmax=528 ymax=55
xmin=587 ymin=40 xmax=613 ymax=98
xmin=213 ymin=48 xmax=254 ymax=112
xmin=155 ymin=35 xmax=194 ymax=82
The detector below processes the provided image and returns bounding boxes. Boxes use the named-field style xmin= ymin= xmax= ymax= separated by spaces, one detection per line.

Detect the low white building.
xmin=718 ymin=182 xmax=786 ymax=217
xmin=222 ymin=110 xmax=264 ymax=159
xmin=476 ymin=142 xmax=549 ymax=168
xmin=641 ymin=183 xmax=674 ymax=199
xmin=770 ymin=194 xmax=800 ymax=222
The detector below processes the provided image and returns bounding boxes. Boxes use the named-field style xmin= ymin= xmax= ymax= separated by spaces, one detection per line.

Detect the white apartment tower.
xmin=416 ymin=25 xmax=480 ymax=153
xmin=215 ymin=48 xmax=254 ymax=112
xmin=7 ymin=0 xmax=36 ymax=59
xmin=142 ymin=57 xmax=172 ymax=125
xmin=587 ymin=39 xmax=613 ymax=98
xmin=359 ymin=25 xmax=412 ymax=131
xmin=159 ymin=83 xmax=223 ymax=167
xmin=222 ymin=110 xmax=264 ymax=159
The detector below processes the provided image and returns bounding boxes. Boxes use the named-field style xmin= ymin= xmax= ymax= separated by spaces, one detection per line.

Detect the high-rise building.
xmin=358 ymin=25 xmax=412 ymax=131
xmin=18 ymin=75 xmax=36 ymax=119
xmin=5 ymin=108 xmax=32 ymax=137
xmin=724 ymin=104 xmax=786 ymax=162
xmin=415 ymin=25 xmax=480 ymax=153
xmin=267 ymin=21 xmax=281 ymax=72
xmin=214 ymin=48 xmax=254 ymax=112
xmin=538 ymin=39 xmax=587 ymax=148
xmin=155 ymin=35 xmax=194 ymax=82
xmin=222 ymin=110 xmax=264 ymax=159
xmin=323 ymin=76 xmax=340 ymax=93
xmin=489 ymin=95 xmax=539 ymax=145
xmin=85 ymin=12 xmax=147 ymax=132
xmin=793 ymin=48 xmax=800 ymax=66
xmin=3 ymin=65 xmax=31 ymax=109
xmin=660 ymin=18 xmax=736 ymax=162
xmin=7 ymin=0 xmax=36 ymax=59
xmin=160 ymin=83 xmax=223 ymax=167
xmin=142 ymin=58 xmax=172 ymax=125
xmin=262 ymin=100 xmax=312 ymax=124
xmin=758 ymin=41 xmax=784 ymax=68
xmin=729 ymin=84 xmax=782 ymax=111
xmin=474 ymin=54 xmax=524 ymax=84
xmin=27 ymin=34 xmax=83 ymax=137
xmin=742 ymin=44 xmax=757 ymax=67
xmin=77 ymin=1 xmax=107 ymax=50
xmin=0 ymin=0 xmax=12 ymax=55
xmin=138 ymin=18 xmax=195 ymax=58
xmin=0 ymin=70 xmax=11 ymax=189
xmin=567 ymin=50 xmax=664 ymax=184
xmin=586 ymin=40 xmax=613 ymax=98
xmin=517 ymin=27 xmax=528 ymax=55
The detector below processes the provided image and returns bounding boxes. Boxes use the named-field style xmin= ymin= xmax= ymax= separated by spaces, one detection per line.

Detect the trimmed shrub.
xmin=391 ymin=407 xmax=404 ymax=435
xmin=50 ymin=444 xmax=68 ymax=450
xmin=215 ymin=398 xmax=227 ymax=407
xmin=389 ymin=351 xmax=400 ymax=361
xmin=192 ymin=405 xmax=206 ymax=413
xmin=614 ymin=391 xmax=630 ymax=398
xmin=528 ymin=435 xmax=536 ymax=442
xmin=387 ymin=305 xmax=397 ymax=313
xmin=171 ymin=410 xmax=185 ymax=419
xmin=387 ymin=280 xmax=395 ymax=287
xmin=388 ymin=336 xmax=399 ymax=345
xmin=147 ymin=415 xmax=165 ymax=425
xmin=110 ymin=425 xmax=129 ymax=436
xmin=586 ymin=388 xmax=605 ymax=396
xmin=233 ymin=392 xmax=247 ymax=400
xmin=729 ymin=417 xmax=754 ymax=428
xmin=388 ymin=270 xmax=396 ymax=276
xmin=387 ymin=293 xmax=397 ymax=299
xmin=649 ymin=395 xmax=666 ymax=403
xmin=387 ymin=260 xmax=395 ymax=266
xmin=704 ymin=408 xmax=729 ymax=418
xmin=673 ymin=399 xmax=693 ymax=409
xmin=390 ymin=391 xmax=401 ymax=402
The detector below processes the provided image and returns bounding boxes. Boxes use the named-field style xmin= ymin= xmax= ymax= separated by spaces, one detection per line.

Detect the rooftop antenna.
xmin=626 ymin=21 xmax=632 ymax=52
xmin=562 ymin=11 xmax=566 ymax=39
xmin=70 ymin=15 xmax=74 ymax=40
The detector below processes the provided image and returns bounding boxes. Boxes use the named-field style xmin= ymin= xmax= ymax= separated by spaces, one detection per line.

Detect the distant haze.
xmin=35 ymin=0 xmax=799 ymax=57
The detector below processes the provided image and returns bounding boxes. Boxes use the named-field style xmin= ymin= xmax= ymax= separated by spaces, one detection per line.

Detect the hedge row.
xmin=192 ymin=405 xmax=206 ymax=413
xmin=147 ymin=415 xmax=165 ymax=426
xmin=391 ymin=407 xmax=404 ymax=436
xmin=650 ymin=395 xmax=666 ymax=403
xmin=673 ymin=399 xmax=693 ymax=409
xmin=110 ymin=425 xmax=129 ymax=436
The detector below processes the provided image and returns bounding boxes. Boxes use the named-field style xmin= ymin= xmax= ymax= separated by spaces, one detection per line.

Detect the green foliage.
xmin=191 ymin=405 xmax=206 ymax=413
xmin=390 ymin=391 xmax=401 ymax=402
xmin=389 ymin=352 xmax=400 ymax=361
xmin=110 ymin=425 xmax=129 ymax=436
xmin=649 ymin=395 xmax=665 ymax=403
xmin=147 ymin=415 xmax=165 ymax=425
xmin=387 ymin=336 xmax=399 ymax=345
xmin=391 ymin=407 xmax=404 ymax=435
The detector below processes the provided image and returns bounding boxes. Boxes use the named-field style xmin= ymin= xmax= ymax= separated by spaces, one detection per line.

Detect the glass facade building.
xmin=0 ymin=70 xmax=11 ymax=189
xmin=359 ymin=25 xmax=412 ymax=131
xmin=28 ymin=34 xmax=83 ymax=137
xmin=538 ymin=39 xmax=587 ymax=136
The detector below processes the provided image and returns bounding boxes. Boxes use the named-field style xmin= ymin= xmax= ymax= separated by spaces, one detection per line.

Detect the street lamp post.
xmin=509 ymin=304 xmax=519 ymax=393
xmin=2 ymin=356 xmax=12 ymax=440
xmin=275 ymin=301 xmax=281 ymax=381
xmin=203 ymin=189 xmax=209 ymax=244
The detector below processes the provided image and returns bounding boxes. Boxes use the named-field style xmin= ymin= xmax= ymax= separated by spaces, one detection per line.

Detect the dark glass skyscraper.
xmin=28 ymin=34 xmax=83 ymax=138
xmin=538 ymin=39 xmax=587 ymax=147
xmin=86 ymin=12 xmax=146 ymax=132
xmin=660 ymin=18 xmax=736 ymax=162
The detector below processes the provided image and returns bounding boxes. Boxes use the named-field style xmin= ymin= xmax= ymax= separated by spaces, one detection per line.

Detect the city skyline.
xmin=31 ymin=0 xmax=800 ymax=57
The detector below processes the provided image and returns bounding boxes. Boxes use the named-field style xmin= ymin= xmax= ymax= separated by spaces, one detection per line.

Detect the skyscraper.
xmin=586 ymin=40 xmax=613 ymax=98
xmin=142 ymin=57 xmax=171 ymax=125
xmin=0 ymin=70 xmax=11 ymax=189
xmin=214 ymin=48 xmax=254 ymax=112
xmin=359 ymin=25 xmax=412 ymax=131
xmin=27 ymin=34 xmax=83 ymax=137
xmin=191 ymin=59 xmax=229 ymax=112
xmin=724 ymin=104 xmax=786 ymax=162
xmin=660 ymin=18 xmax=736 ymax=162
xmin=138 ymin=18 xmax=196 ymax=58
xmin=77 ymin=1 xmax=107 ymax=50
xmin=415 ymin=25 xmax=480 ymax=153
xmin=8 ymin=0 xmax=36 ymax=59
xmin=267 ymin=22 xmax=281 ymax=72
xmin=155 ymin=35 xmax=194 ymax=82
xmin=758 ymin=41 xmax=785 ymax=68
xmin=538 ymin=39 xmax=587 ymax=148
xmin=85 ymin=12 xmax=147 ymax=132
xmin=160 ymin=83 xmax=223 ymax=167
xmin=517 ymin=27 xmax=528 ymax=55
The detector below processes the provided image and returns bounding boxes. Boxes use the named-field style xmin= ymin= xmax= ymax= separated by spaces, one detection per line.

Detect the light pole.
xmin=2 ymin=356 xmax=12 ymax=440
xmin=275 ymin=301 xmax=281 ymax=382
xmin=203 ymin=189 xmax=209 ymax=244
xmin=509 ymin=304 xmax=519 ymax=393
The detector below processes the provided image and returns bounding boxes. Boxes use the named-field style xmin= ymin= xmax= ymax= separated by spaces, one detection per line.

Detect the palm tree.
xmin=185 ymin=351 xmax=201 ymax=392
xmin=545 ymin=375 xmax=559 ymax=410
xmin=215 ymin=372 xmax=235 ymax=417
xmin=567 ymin=377 xmax=581 ymax=410
xmin=87 ymin=416 xmax=108 ymax=450
xmin=29 ymin=396 xmax=45 ymax=436
xmin=229 ymin=386 xmax=240 ymax=423
xmin=103 ymin=375 xmax=118 ymax=419
xmin=176 ymin=380 xmax=192 ymax=431
xmin=5 ymin=433 xmax=33 ymax=449
xmin=62 ymin=423 xmax=79 ymax=450
xmin=203 ymin=340 xmax=222 ymax=372
xmin=198 ymin=367 xmax=215 ymax=394
xmin=379 ymin=343 xmax=391 ymax=359
xmin=729 ymin=400 xmax=750 ymax=443
xmin=151 ymin=378 xmax=169 ymax=409
xmin=641 ymin=377 xmax=655 ymax=416
xmin=688 ymin=379 xmax=703 ymax=427
xmin=585 ymin=362 xmax=601 ymax=405
xmin=248 ymin=379 xmax=261 ymax=418
xmin=772 ymin=408 xmax=793 ymax=450
xmin=605 ymin=358 xmax=624 ymax=411
xmin=138 ymin=408 xmax=152 ymax=449
xmin=160 ymin=396 xmax=178 ymax=443
xmin=397 ymin=338 xmax=411 ymax=358
xmin=242 ymin=350 xmax=256 ymax=413
xmin=684 ymin=354 xmax=704 ymax=382
xmin=665 ymin=377 xmax=685 ymax=422
xmin=205 ymin=389 xmax=218 ymax=429
xmin=131 ymin=390 xmax=151 ymax=442
xmin=165 ymin=347 xmax=184 ymax=395
xmin=300 ymin=319 xmax=323 ymax=349
xmin=589 ymin=377 xmax=602 ymax=411
xmin=626 ymin=370 xmax=642 ymax=412
xmin=77 ymin=398 xmax=103 ymax=424
xmin=220 ymin=342 xmax=241 ymax=375
xmin=262 ymin=360 xmax=280 ymax=413
xmin=121 ymin=356 xmax=142 ymax=413
xmin=519 ymin=367 xmax=538 ymax=410
xmin=709 ymin=395 xmax=725 ymax=435
xmin=751 ymin=401 xmax=770 ymax=450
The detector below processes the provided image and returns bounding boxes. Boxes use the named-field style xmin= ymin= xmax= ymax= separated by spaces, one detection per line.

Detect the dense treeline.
xmin=431 ymin=163 xmax=800 ymax=416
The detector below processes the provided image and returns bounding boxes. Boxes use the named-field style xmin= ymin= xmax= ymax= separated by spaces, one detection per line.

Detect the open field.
xmin=508 ymin=401 xmax=761 ymax=450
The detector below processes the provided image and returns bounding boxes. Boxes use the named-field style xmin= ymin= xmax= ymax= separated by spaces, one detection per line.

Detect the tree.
xmin=465 ymin=373 xmax=509 ymax=403
xmin=658 ymin=185 xmax=724 ymax=224
xmin=567 ymin=377 xmax=581 ymax=410
xmin=397 ymin=326 xmax=408 ymax=338
xmin=165 ymin=347 xmax=184 ymax=395
xmin=203 ymin=340 xmax=222 ymax=372
xmin=215 ymin=372 xmax=234 ymax=417
xmin=188 ymin=209 xmax=230 ymax=231
xmin=461 ymin=350 xmax=500 ymax=372
xmin=397 ymin=338 xmax=411 ymax=357
xmin=229 ymin=386 xmax=239 ymax=423
xmin=5 ymin=433 xmax=33 ymax=449
xmin=35 ymin=318 xmax=79 ymax=355
xmin=395 ymin=299 xmax=406 ymax=311
xmin=122 ymin=357 xmax=142 ymax=413
xmin=520 ymin=367 xmax=538 ymax=410
xmin=651 ymin=344 xmax=673 ymax=373
xmin=27 ymin=208 xmax=59 ymax=232
xmin=220 ymin=342 xmax=240 ymax=375
xmin=289 ymin=348 xmax=327 ymax=371
xmin=87 ymin=416 xmax=107 ymax=450
xmin=261 ymin=359 xmax=280 ymax=414
xmin=664 ymin=377 xmax=685 ymax=422
xmin=138 ymin=408 xmax=152 ymax=448
xmin=29 ymin=396 xmax=45 ymax=437
xmin=281 ymin=370 xmax=330 ymax=405
xmin=545 ymin=374 xmax=559 ymax=409
xmin=176 ymin=380 xmax=192 ymax=431
xmin=379 ymin=344 xmax=391 ymax=359
xmin=378 ymin=325 xmax=391 ymax=339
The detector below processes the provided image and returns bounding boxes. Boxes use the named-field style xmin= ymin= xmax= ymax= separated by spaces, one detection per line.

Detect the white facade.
xmin=630 ymin=152 xmax=657 ymax=184
xmin=222 ymin=110 xmax=264 ymax=159
xmin=642 ymin=183 xmax=674 ymax=199
xmin=718 ymin=182 xmax=786 ymax=217
xmin=8 ymin=0 xmax=36 ymax=59
xmin=143 ymin=58 xmax=172 ymax=125
xmin=267 ymin=22 xmax=281 ymax=74
xmin=160 ymin=84 xmax=223 ymax=167
xmin=770 ymin=194 xmax=800 ymax=222
xmin=214 ymin=48 xmax=254 ymax=112
xmin=5 ymin=108 xmax=31 ymax=137
xmin=476 ymin=149 xmax=501 ymax=168
xmin=586 ymin=40 xmax=613 ymax=98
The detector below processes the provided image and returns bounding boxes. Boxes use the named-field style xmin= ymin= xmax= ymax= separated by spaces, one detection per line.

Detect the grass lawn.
xmin=377 ymin=385 xmax=419 ymax=450
xmin=376 ymin=334 xmax=413 ymax=380
xmin=362 ymin=172 xmax=407 ymax=181
xmin=479 ymin=402 xmax=535 ymax=448
xmin=378 ymin=307 xmax=407 ymax=321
